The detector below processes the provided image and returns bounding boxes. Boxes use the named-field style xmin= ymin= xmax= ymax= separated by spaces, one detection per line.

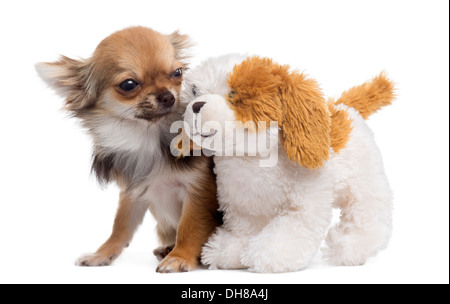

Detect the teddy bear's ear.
xmin=227 ymin=57 xmax=283 ymax=127
xmin=279 ymin=70 xmax=331 ymax=169
xmin=228 ymin=56 xmax=331 ymax=168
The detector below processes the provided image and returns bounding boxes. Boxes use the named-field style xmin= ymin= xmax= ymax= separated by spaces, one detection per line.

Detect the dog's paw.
xmin=76 ymin=253 xmax=113 ymax=267
xmin=156 ymin=253 xmax=197 ymax=273
xmin=153 ymin=245 xmax=174 ymax=261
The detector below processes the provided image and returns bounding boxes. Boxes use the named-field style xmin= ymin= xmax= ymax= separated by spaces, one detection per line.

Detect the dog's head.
xmin=36 ymin=26 xmax=190 ymax=122
xmin=182 ymin=55 xmax=331 ymax=169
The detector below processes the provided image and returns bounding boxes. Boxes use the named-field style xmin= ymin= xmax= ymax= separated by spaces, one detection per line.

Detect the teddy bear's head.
xmin=181 ymin=55 xmax=331 ymax=169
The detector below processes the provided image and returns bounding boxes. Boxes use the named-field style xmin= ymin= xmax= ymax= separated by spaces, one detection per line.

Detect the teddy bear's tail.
xmin=335 ymin=72 xmax=396 ymax=120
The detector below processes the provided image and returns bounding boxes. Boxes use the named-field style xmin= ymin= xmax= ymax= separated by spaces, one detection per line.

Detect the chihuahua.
xmin=36 ymin=26 xmax=219 ymax=272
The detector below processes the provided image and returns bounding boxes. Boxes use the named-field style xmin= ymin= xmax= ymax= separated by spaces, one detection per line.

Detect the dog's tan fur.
xmin=36 ymin=26 xmax=219 ymax=272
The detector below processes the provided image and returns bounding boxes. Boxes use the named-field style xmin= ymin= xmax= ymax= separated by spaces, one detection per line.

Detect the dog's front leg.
xmin=156 ymin=182 xmax=219 ymax=273
xmin=76 ymin=192 xmax=148 ymax=266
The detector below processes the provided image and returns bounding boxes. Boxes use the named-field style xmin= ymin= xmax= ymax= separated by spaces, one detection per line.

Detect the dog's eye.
xmin=172 ymin=68 xmax=182 ymax=78
xmin=119 ymin=79 xmax=139 ymax=91
xmin=192 ymin=85 xmax=198 ymax=96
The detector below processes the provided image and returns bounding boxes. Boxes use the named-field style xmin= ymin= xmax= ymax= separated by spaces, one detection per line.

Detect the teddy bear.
xmin=177 ymin=54 xmax=395 ymax=272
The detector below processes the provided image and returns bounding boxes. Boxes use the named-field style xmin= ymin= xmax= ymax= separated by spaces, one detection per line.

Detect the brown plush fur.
xmin=326 ymin=73 xmax=395 ymax=153
xmin=336 ymin=72 xmax=395 ymax=119
xmin=327 ymin=100 xmax=353 ymax=153
xmin=228 ymin=57 xmax=283 ymax=127
xmin=227 ymin=58 xmax=395 ymax=165
xmin=228 ymin=56 xmax=331 ymax=169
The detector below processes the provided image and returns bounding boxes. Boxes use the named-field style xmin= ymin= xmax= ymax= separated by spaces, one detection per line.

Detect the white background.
xmin=0 ymin=0 xmax=448 ymax=284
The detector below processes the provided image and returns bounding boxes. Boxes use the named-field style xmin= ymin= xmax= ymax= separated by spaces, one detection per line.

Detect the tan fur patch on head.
xmin=228 ymin=56 xmax=331 ymax=169
xmin=94 ymin=26 xmax=185 ymax=105
xmin=328 ymin=100 xmax=353 ymax=153
xmin=336 ymin=72 xmax=395 ymax=120
xmin=37 ymin=26 xmax=191 ymax=113
xmin=227 ymin=57 xmax=283 ymax=127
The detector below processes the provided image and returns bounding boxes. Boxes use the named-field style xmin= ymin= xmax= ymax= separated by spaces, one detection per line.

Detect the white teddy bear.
xmin=179 ymin=54 xmax=394 ymax=272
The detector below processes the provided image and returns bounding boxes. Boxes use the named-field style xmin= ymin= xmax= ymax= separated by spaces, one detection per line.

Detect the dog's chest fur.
xmin=86 ymin=114 xmax=164 ymax=184
xmin=82 ymin=111 xmax=198 ymax=226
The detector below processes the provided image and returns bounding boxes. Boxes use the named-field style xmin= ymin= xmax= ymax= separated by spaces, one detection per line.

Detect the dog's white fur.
xmin=182 ymin=54 xmax=393 ymax=272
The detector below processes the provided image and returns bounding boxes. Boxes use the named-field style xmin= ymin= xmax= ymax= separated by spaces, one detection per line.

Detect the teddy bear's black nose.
xmin=192 ymin=101 xmax=206 ymax=114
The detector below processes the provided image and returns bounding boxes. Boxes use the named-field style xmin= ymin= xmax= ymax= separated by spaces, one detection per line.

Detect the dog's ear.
xmin=167 ymin=31 xmax=191 ymax=66
xmin=35 ymin=56 xmax=97 ymax=111
xmin=277 ymin=69 xmax=331 ymax=169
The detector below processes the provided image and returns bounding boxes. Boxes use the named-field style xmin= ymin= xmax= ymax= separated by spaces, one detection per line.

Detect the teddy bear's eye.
xmin=227 ymin=91 xmax=236 ymax=104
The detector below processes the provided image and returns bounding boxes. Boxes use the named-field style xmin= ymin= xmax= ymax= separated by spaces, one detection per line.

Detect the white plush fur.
xmin=182 ymin=55 xmax=393 ymax=272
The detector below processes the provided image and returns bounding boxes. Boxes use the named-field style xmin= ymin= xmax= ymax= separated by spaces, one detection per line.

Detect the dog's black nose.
xmin=192 ymin=102 xmax=206 ymax=114
xmin=157 ymin=91 xmax=175 ymax=107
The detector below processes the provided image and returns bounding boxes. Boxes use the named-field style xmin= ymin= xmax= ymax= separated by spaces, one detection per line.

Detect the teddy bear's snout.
xmin=192 ymin=101 xmax=206 ymax=114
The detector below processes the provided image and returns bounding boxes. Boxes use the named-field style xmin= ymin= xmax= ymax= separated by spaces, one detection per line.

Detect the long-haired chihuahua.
xmin=36 ymin=26 xmax=219 ymax=272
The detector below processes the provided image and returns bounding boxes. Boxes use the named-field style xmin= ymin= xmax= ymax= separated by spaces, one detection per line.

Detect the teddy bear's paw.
xmin=241 ymin=234 xmax=315 ymax=273
xmin=201 ymin=228 xmax=248 ymax=270
xmin=323 ymin=225 xmax=390 ymax=266
xmin=322 ymin=244 xmax=367 ymax=267
xmin=201 ymin=242 xmax=223 ymax=270
xmin=322 ymin=232 xmax=368 ymax=266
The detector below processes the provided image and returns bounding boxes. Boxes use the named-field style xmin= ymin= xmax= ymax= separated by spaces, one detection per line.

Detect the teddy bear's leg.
xmin=201 ymin=227 xmax=249 ymax=270
xmin=241 ymin=205 xmax=332 ymax=273
xmin=323 ymin=175 xmax=393 ymax=266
